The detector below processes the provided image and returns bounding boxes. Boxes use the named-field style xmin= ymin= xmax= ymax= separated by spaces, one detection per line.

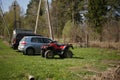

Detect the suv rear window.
xmin=16 ymin=33 xmax=35 ymax=39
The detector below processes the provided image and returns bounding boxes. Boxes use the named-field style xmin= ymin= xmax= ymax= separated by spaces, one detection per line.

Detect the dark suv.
xmin=11 ymin=33 xmax=40 ymax=49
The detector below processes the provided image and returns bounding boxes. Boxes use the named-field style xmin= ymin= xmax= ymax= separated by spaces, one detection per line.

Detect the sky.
xmin=1 ymin=0 xmax=51 ymax=13
xmin=1 ymin=0 xmax=30 ymax=13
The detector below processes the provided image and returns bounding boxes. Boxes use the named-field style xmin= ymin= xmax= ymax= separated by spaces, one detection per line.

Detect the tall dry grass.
xmin=89 ymin=41 xmax=120 ymax=50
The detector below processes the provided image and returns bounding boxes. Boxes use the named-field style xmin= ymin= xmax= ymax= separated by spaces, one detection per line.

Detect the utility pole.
xmin=13 ymin=0 xmax=17 ymax=29
xmin=46 ymin=0 xmax=54 ymax=40
xmin=34 ymin=0 xmax=41 ymax=34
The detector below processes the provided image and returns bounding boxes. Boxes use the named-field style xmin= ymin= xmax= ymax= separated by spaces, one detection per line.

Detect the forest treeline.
xmin=0 ymin=0 xmax=120 ymax=48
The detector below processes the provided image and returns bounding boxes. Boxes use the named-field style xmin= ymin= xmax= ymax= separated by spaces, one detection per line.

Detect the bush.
xmin=62 ymin=21 xmax=83 ymax=43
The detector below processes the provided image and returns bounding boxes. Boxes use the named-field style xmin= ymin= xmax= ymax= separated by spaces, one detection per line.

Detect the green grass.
xmin=0 ymin=39 xmax=120 ymax=80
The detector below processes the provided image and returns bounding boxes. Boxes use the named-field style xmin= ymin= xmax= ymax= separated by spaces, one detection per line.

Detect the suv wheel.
xmin=26 ymin=48 xmax=34 ymax=55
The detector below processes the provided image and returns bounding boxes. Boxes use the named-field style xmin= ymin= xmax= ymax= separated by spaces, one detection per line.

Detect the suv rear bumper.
xmin=18 ymin=45 xmax=25 ymax=51
xmin=11 ymin=43 xmax=18 ymax=49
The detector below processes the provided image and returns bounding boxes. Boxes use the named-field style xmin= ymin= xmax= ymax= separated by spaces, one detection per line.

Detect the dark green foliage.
xmin=107 ymin=0 xmax=120 ymax=19
xmin=51 ymin=0 xmax=82 ymax=37
xmin=25 ymin=0 xmax=47 ymax=35
xmin=72 ymin=0 xmax=83 ymax=24
xmin=0 ymin=16 xmax=2 ymax=24
xmin=87 ymin=0 xmax=107 ymax=33
xmin=0 ymin=0 xmax=22 ymax=40
xmin=0 ymin=16 xmax=3 ymax=35
xmin=26 ymin=0 xmax=39 ymax=15
xmin=25 ymin=0 xmax=39 ymax=30
xmin=1 ymin=0 xmax=120 ymax=42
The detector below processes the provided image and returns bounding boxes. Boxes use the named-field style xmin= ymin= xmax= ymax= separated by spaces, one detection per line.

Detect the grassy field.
xmin=0 ymin=39 xmax=120 ymax=80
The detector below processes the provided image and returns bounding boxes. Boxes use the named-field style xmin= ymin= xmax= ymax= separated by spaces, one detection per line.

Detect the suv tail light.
xmin=13 ymin=38 xmax=16 ymax=44
xmin=21 ymin=41 xmax=27 ymax=45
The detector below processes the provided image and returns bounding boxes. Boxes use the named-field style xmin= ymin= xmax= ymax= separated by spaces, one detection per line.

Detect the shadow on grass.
xmin=72 ymin=57 xmax=84 ymax=59
xmin=15 ymin=50 xmax=41 ymax=56
xmin=15 ymin=51 xmax=85 ymax=60
xmin=51 ymin=56 xmax=85 ymax=60
xmin=26 ymin=55 xmax=85 ymax=60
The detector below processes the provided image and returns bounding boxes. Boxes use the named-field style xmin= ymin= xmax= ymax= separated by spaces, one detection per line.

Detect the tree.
xmin=9 ymin=1 xmax=22 ymax=29
xmin=25 ymin=0 xmax=48 ymax=35
xmin=51 ymin=0 xmax=82 ymax=38
xmin=107 ymin=0 xmax=120 ymax=42
xmin=2 ymin=0 xmax=22 ymax=39
xmin=0 ymin=15 xmax=3 ymax=36
xmin=25 ymin=0 xmax=39 ymax=30
xmin=62 ymin=20 xmax=82 ymax=42
xmin=87 ymin=0 xmax=107 ymax=41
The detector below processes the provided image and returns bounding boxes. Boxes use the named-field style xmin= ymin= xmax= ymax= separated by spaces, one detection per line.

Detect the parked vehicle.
xmin=41 ymin=41 xmax=74 ymax=59
xmin=11 ymin=33 xmax=41 ymax=49
xmin=18 ymin=36 xmax=52 ymax=55
xmin=11 ymin=29 xmax=36 ymax=49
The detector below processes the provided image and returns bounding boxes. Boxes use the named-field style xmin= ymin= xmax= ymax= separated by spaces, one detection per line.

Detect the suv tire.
xmin=26 ymin=48 xmax=35 ymax=55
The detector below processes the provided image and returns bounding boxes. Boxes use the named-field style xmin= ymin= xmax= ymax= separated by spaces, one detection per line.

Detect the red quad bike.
xmin=41 ymin=41 xmax=74 ymax=59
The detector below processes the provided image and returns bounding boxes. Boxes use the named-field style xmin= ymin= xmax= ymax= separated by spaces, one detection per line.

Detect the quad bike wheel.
xmin=45 ymin=50 xmax=54 ymax=59
xmin=64 ymin=50 xmax=73 ymax=58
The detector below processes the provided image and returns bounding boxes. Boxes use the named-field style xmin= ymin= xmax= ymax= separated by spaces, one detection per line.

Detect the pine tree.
xmin=51 ymin=0 xmax=82 ymax=37
xmin=25 ymin=0 xmax=39 ymax=30
xmin=25 ymin=0 xmax=47 ymax=35
xmin=87 ymin=0 xmax=107 ymax=41
xmin=3 ymin=0 xmax=22 ymax=38
xmin=107 ymin=0 xmax=120 ymax=42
